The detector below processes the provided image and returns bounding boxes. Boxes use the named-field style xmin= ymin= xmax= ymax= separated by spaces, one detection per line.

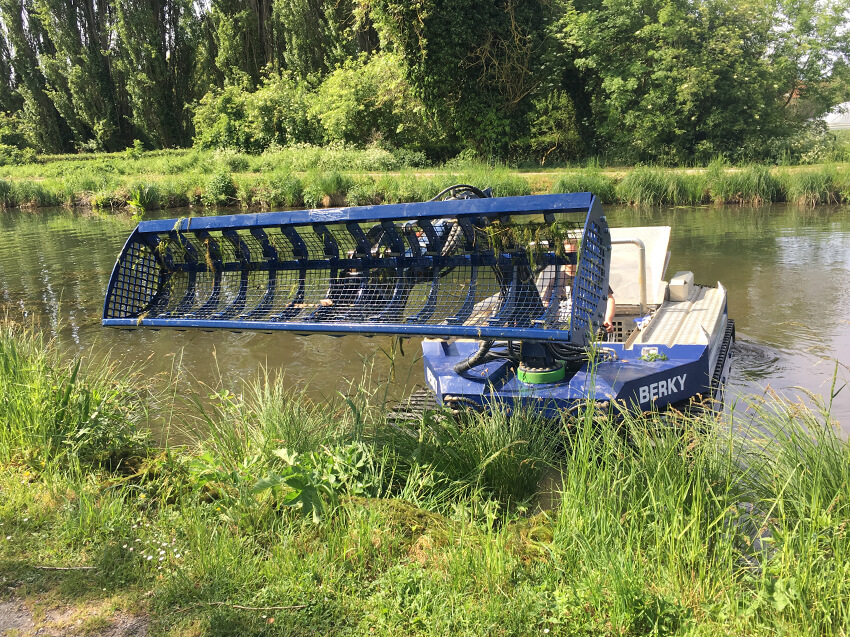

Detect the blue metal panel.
xmin=103 ymin=193 xmax=612 ymax=344
xmin=421 ymin=339 xmax=713 ymax=417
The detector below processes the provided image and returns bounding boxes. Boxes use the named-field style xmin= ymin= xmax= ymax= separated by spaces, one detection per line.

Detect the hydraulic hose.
xmin=453 ymin=339 xmax=495 ymax=373
xmin=429 ymin=184 xmax=490 ymax=201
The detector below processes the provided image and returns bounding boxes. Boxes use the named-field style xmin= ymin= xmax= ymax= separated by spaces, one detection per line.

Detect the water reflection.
xmin=1 ymin=204 xmax=848 ymax=428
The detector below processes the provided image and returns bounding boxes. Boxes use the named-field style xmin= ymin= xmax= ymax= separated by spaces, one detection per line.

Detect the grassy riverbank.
xmin=1 ymin=322 xmax=849 ymax=635
xmin=2 ymin=147 xmax=850 ymax=212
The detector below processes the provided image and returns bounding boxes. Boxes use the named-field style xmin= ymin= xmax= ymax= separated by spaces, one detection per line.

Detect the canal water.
xmin=1 ymin=204 xmax=848 ymax=430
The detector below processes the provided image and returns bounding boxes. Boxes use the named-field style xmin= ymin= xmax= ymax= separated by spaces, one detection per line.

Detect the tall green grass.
xmin=779 ymin=166 xmax=841 ymax=206
xmin=709 ymin=164 xmax=781 ymax=205
xmin=1 ymin=322 xmax=850 ymax=633
xmin=3 ymin=147 xmax=850 ymax=211
xmin=551 ymin=170 xmax=617 ymax=203
xmin=0 ymin=322 xmax=151 ymax=471
xmin=616 ymin=167 xmax=708 ymax=206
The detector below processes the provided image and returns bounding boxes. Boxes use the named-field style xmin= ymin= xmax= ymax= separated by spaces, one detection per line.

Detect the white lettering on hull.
xmin=638 ymin=374 xmax=687 ymax=404
xmin=426 ymin=367 xmax=439 ymax=395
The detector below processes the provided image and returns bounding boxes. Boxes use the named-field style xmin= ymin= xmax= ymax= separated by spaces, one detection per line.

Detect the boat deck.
xmin=626 ymin=285 xmax=726 ymax=348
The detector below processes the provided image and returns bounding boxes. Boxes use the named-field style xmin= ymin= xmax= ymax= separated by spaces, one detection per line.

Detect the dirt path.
xmin=0 ymin=597 xmax=148 ymax=636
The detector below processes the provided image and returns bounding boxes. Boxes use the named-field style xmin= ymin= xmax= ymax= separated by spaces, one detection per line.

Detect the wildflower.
xmin=159 ymin=557 xmax=164 ymax=561
xmin=129 ymin=548 xmax=134 ymax=552
xmin=5 ymin=536 xmax=10 ymax=541
xmin=123 ymin=544 xmax=128 ymax=549
xmin=175 ymin=554 xmax=181 ymax=558
xmin=147 ymin=555 xmax=153 ymax=561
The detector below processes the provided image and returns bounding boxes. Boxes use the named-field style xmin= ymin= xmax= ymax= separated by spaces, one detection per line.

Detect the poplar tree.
xmin=34 ymin=0 xmax=127 ymax=149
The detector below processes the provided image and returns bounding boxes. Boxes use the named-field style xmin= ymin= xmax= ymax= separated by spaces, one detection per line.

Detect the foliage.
xmin=552 ymin=0 xmax=850 ymax=164
xmin=192 ymin=74 xmax=322 ymax=152
xmin=0 ymin=322 xmax=151 ymax=471
xmin=520 ymin=91 xmax=584 ymax=164
xmin=0 ymin=113 xmax=36 ymax=165
xmin=203 ymin=168 xmax=237 ymax=205
xmin=253 ymin=442 xmax=381 ymax=522
xmin=364 ymin=0 xmax=549 ymax=157
xmin=312 ymin=52 xmax=433 ymax=149
xmin=0 ymin=0 xmax=848 ymax=163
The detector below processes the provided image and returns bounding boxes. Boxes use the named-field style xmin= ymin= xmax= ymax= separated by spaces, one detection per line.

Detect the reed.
xmin=616 ymin=167 xmax=706 ymax=206
xmin=458 ymin=167 xmax=532 ymax=198
xmin=302 ymin=170 xmax=355 ymax=208
xmin=778 ymin=166 xmax=842 ymax=207
xmin=0 ymin=178 xmax=13 ymax=207
xmin=551 ymin=170 xmax=617 ymax=203
xmin=252 ymin=171 xmax=303 ymax=209
xmin=708 ymin=164 xmax=781 ymax=205
xmin=9 ymin=180 xmax=63 ymax=207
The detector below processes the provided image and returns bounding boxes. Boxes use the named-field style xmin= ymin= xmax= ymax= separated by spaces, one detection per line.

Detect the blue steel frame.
xmin=103 ymin=193 xmax=613 ymax=346
xmin=422 ymin=314 xmax=734 ymax=415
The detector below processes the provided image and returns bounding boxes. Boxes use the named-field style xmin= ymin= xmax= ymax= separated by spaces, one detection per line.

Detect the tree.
xmin=362 ymin=0 xmax=548 ymax=157
xmin=0 ymin=0 xmax=70 ymax=152
xmin=312 ymin=52 xmax=433 ymax=148
xmin=113 ymin=0 xmax=196 ymax=147
xmin=0 ymin=27 xmax=21 ymax=113
xmin=33 ymin=0 xmax=129 ymax=150
xmin=768 ymin=0 xmax=850 ymax=122
xmin=553 ymin=0 xmax=850 ymax=163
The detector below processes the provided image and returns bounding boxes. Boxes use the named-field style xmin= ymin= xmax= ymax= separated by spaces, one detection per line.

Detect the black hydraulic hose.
xmin=453 ymin=339 xmax=496 ymax=373
xmin=546 ymin=342 xmax=588 ymax=363
xmin=429 ymin=184 xmax=490 ymax=201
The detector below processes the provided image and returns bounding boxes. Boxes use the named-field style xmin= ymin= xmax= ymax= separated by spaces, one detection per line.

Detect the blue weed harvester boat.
xmin=103 ymin=187 xmax=734 ymax=418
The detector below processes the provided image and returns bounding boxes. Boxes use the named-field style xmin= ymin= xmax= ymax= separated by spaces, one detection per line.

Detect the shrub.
xmin=203 ymin=169 xmax=237 ymax=206
xmin=0 ymin=143 xmax=37 ymax=166
xmin=520 ymin=91 xmax=584 ymax=165
xmin=192 ymin=74 xmax=322 ymax=152
xmin=312 ymin=53 xmax=435 ymax=151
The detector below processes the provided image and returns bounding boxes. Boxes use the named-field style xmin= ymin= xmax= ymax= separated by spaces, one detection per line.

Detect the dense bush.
xmin=312 ymin=53 xmax=436 ymax=151
xmin=192 ymin=73 xmax=322 ymax=152
xmin=192 ymin=54 xmax=438 ymax=157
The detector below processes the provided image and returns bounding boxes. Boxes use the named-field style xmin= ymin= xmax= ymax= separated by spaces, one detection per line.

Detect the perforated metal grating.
xmin=104 ymin=194 xmax=612 ymax=344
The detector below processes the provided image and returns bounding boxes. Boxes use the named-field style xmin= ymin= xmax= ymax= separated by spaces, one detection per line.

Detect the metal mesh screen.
xmin=104 ymin=194 xmax=611 ymax=343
